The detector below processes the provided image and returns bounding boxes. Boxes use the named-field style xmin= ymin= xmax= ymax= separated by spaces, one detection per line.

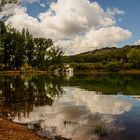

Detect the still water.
xmin=1 ymin=74 xmax=140 ymax=140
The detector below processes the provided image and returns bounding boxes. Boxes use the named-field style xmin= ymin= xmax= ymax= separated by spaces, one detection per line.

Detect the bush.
xmin=0 ymin=64 xmax=3 ymax=70
xmin=123 ymin=63 xmax=133 ymax=70
xmin=72 ymin=63 xmax=94 ymax=71
xmin=95 ymin=63 xmax=104 ymax=70
xmin=21 ymin=64 xmax=33 ymax=72
xmin=106 ymin=62 xmax=120 ymax=72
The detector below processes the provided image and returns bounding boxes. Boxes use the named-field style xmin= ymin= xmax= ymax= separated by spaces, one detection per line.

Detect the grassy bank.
xmin=71 ymin=62 xmax=140 ymax=74
xmin=73 ymin=69 xmax=140 ymax=75
xmin=1 ymin=68 xmax=140 ymax=76
xmin=0 ymin=70 xmax=51 ymax=76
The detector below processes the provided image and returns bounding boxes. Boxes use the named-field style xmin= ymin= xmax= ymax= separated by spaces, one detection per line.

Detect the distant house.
xmin=54 ymin=64 xmax=73 ymax=79
xmin=119 ymin=58 xmax=125 ymax=64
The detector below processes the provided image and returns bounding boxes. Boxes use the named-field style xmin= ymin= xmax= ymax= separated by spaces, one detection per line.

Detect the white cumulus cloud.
xmin=6 ymin=0 xmax=132 ymax=55
xmin=57 ymin=26 xmax=131 ymax=55
xmin=135 ymin=39 xmax=140 ymax=45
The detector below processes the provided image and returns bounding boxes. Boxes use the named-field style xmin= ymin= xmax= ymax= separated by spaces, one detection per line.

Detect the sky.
xmin=2 ymin=0 xmax=140 ymax=55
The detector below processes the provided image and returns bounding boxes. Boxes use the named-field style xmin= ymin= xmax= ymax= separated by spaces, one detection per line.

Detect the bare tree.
xmin=0 ymin=0 xmax=20 ymax=7
xmin=0 ymin=0 xmax=20 ymax=20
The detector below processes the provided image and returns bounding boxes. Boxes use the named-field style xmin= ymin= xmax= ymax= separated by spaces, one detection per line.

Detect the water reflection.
xmin=67 ymin=74 xmax=140 ymax=95
xmin=1 ymin=74 xmax=140 ymax=140
xmin=61 ymin=87 xmax=133 ymax=115
xmin=0 ymin=74 xmax=64 ymax=120
xmin=12 ymin=87 xmax=140 ymax=140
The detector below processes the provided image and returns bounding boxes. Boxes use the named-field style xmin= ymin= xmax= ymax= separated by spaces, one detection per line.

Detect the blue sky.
xmin=8 ymin=0 xmax=139 ymax=55
xmin=96 ymin=0 xmax=140 ymax=46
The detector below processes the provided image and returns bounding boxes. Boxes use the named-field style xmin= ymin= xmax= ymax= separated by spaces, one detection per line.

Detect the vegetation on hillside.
xmin=65 ymin=45 xmax=140 ymax=72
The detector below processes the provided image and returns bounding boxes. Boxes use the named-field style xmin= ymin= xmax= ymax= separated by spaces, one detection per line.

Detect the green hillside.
xmin=65 ymin=45 xmax=140 ymax=72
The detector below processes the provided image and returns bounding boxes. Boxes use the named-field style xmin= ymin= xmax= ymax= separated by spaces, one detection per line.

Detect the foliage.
xmin=1 ymin=27 xmax=25 ymax=70
xmin=22 ymin=29 xmax=35 ymax=66
xmin=127 ymin=48 xmax=140 ymax=68
xmin=123 ymin=63 xmax=133 ymax=70
xmin=71 ymin=63 xmax=94 ymax=71
xmin=46 ymin=46 xmax=64 ymax=69
xmin=106 ymin=62 xmax=120 ymax=72
xmin=95 ymin=63 xmax=104 ymax=70
xmin=69 ymin=46 xmax=130 ymax=64
xmin=67 ymin=45 xmax=140 ymax=71
xmin=0 ymin=22 xmax=64 ymax=70
xmin=33 ymin=38 xmax=53 ymax=70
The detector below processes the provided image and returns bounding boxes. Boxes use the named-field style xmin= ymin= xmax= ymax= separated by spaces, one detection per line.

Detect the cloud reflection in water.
xmin=13 ymin=87 xmax=140 ymax=140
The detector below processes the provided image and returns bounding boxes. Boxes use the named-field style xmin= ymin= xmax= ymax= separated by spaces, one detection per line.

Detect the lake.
xmin=1 ymin=74 xmax=140 ymax=140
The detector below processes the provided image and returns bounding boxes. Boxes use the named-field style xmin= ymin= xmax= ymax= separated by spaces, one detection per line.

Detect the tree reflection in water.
xmin=0 ymin=74 xmax=64 ymax=120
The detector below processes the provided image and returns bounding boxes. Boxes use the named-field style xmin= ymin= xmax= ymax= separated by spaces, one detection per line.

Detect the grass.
xmin=92 ymin=121 xmax=108 ymax=137
xmin=71 ymin=62 xmax=140 ymax=74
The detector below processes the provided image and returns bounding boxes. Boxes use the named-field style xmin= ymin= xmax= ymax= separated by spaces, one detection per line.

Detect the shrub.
xmin=95 ymin=63 xmax=104 ymax=70
xmin=106 ymin=62 xmax=120 ymax=72
xmin=72 ymin=63 xmax=94 ymax=71
xmin=123 ymin=63 xmax=133 ymax=70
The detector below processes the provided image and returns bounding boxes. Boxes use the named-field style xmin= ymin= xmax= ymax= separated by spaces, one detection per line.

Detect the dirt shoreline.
xmin=0 ymin=116 xmax=47 ymax=140
xmin=0 ymin=113 xmax=70 ymax=140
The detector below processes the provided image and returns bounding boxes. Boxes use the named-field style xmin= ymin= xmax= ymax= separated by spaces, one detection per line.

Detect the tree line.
xmin=67 ymin=45 xmax=140 ymax=71
xmin=0 ymin=21 xmax=64 ymax=70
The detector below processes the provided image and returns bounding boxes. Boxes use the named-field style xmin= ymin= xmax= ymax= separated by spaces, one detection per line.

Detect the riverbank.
xmin=1 ymin=69 xmax=140 ymax=76
xmin=0 ymin=115 xmax=71 ymax=140
xmin=0 ymin=106 xmax=46 ymax=140
xmin=0 ymin=70 xmax=49 ymax=76
xmin=0 ymin=116 xmax=46 ymax=140
xmin=73 ymin=69 xmax=140 ymax=75
xmin=0 ymin=107 xmax=70 ymax=140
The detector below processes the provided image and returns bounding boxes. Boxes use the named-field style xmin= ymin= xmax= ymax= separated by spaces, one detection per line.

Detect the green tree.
xmin=34 ymin=38 xmax=53 ymax=70
xmin=12 ymin=29 xmax=25 ymax=70
xmin=2 ymin=31 xmax=11 ymax=69
xmin=0 ymin=21 xmax=6 ymax=64
xmin=0 ymin=22 xmax=65 ymax=71
xmin=23 ymin=29 xmax=35 ymax=67
xmin=1 ymin=27 xmax=25 ymax=70
xmin=106 ymin=62 xmax=120 ymax=72
xmin=46 ymin=46 xmax=64 ymax=69
xmin=127 ymin=48 xmax=140 ymax=68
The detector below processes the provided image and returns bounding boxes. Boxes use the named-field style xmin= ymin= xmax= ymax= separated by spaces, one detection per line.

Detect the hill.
xmin=64 ymin=45 xmax=140 ymax=72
